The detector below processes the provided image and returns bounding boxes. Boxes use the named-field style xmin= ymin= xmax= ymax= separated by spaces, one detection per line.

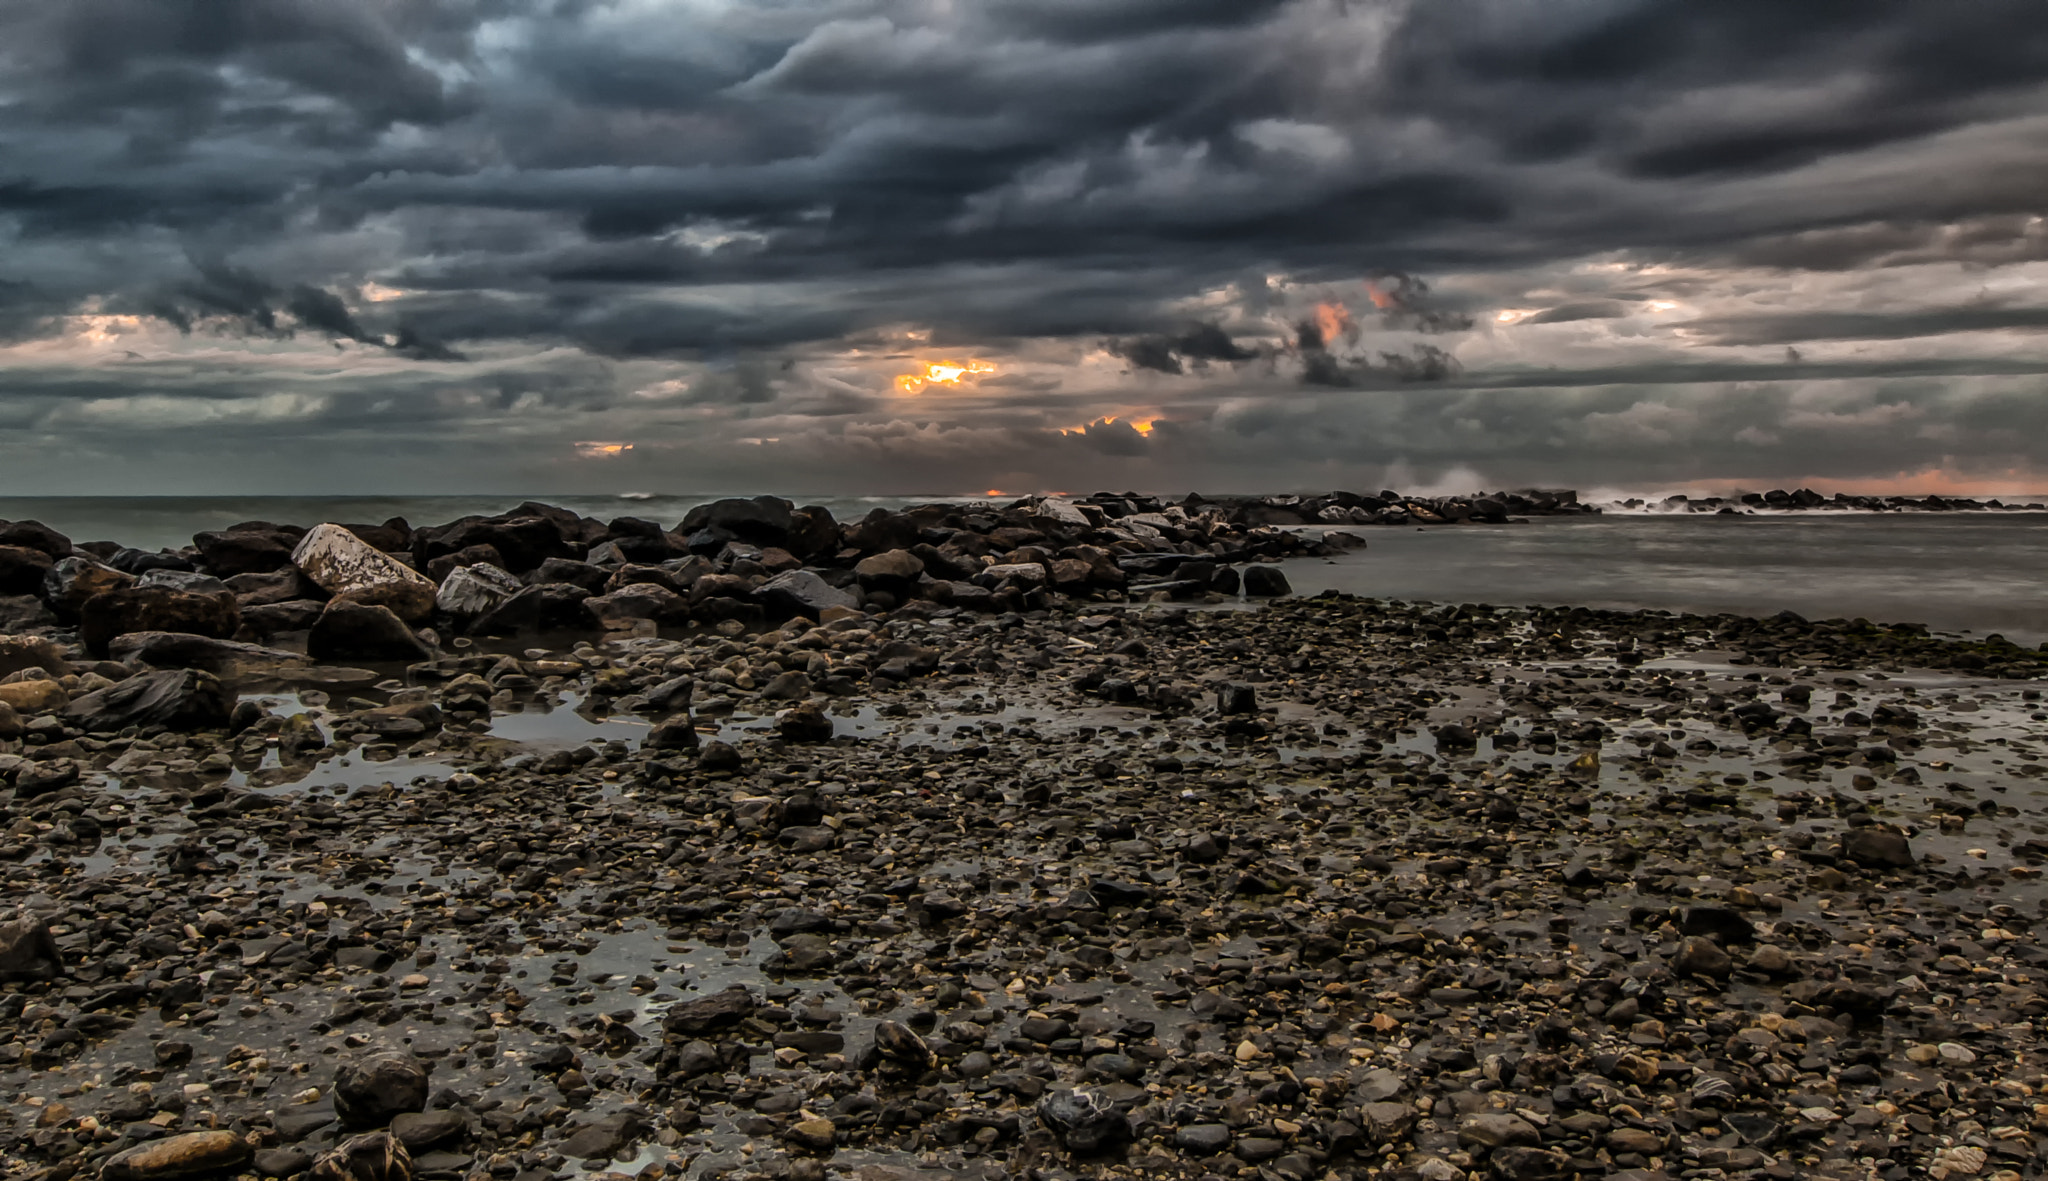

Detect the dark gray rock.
xmin=309 ymin=602 xmax=432 ymax=662
xmin=63 ymin=669 xmax=231 ymax=733
xmin=333 ymin=1052 xmax=430 ymax=1128
xmin=1036 ymin=1088 xmax=1129 ymax=1153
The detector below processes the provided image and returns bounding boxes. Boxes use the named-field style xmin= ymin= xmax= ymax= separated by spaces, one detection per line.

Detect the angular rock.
xmin=467 ymin=583 xmax=593 ymax=636
xmin=295 ymin=524 xmax=437 ymax=623
xmin=1842 ymin=825 xmax=1915 ymax=869
xmin=226 ymin=567 xmax=317 ymax=607
xmin=309 ymin=602 xmax=432 ymax=662
xmin=756 ymin=570 xmax=858 ymax=619
xmin=109 ymin=632 xmax=310 ymax=676
xmin=777 ymin=701 xmax=836 ymax=743
xmin=434 ymin=564 xmax=523 ymax=618
xmin=79 ymin=586 xmax=240 ymax=657
xmin=584 ymin=583 xmax=688 ymax=628
xmin=678 ymin=497 xmax=794 ymax=546
xmin=63 ymin=669 xmax=230 ymax=732
xmin=100 ymin=1131 xmax=253 ymax=1181
xmin=42 ymin=555 xmax=134 ymax=619
xmin=645 ymin=714 xmax=700 ymax=751
xmin=0 ymin=912 xmax=64 ymax=980
xmin=663 ymin=987 xmax=755 ymax=1036
xmin=561 ymin=1112 xmax=643 ymax=1161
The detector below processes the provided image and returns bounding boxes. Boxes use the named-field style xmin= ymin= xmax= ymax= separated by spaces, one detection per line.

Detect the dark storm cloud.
xmin=3 ymin=0 xmax=2048 ymax=492
xmin=1680 ymin=305 xmax=2048 ymax=347
xmin=1528 ymin=300 xmax=1632 ymax=325
xmin=1107 ymin=322 xmax=1259 ymax=375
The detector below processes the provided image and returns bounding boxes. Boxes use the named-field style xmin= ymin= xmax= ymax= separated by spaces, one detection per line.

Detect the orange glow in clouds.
xmin=895 ymin=359 xmax=995 ymax=393
xmin=1364 ymin=283 xmax=1396 ymax=311
xmin=575 ymin=441 xmax=634 ymax=458
xmin=1314 ymin=301 xmax=1353 ymax=344
xmin=1060 ymin=415 xmax=1157 ymax=437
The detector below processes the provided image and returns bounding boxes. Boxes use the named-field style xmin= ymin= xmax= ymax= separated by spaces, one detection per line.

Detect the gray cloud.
xmin=0 ymin=0 xmax=2045 ymax=494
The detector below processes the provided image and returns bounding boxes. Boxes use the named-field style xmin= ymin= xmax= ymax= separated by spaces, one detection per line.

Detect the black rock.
xmin=333 ymin=1052 xmax=430 ymax=1128
xmin=1036 ymin=1088 xmax=1129 ymax=1153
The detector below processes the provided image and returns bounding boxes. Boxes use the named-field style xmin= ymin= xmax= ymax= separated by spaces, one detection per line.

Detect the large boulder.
xmin=194 ymin=527 xmax=298 ymax=576
xmin=294 ymin=524 xmax=437 ymax=623
xmin=418 ymin=516 xmax=573 ymax=575
xmin=0 ymin=545 xmax=54 ymax=596
xmin=434 ymin=564 xmax=522 ymax=618
xmin=678 ymin=497 xmax=794 ymax=547
xmin=842 ymin=508 xmax=920 ymax=554
xmin=785 ymin=506 xmax=842 ymax=560
xmin=309 ymin=603 xmax=432 ymax=662
xmin=854 ymin=549 xmax=924 ymax=593
xmin=334 ymin=1051 xmax=431 ymax=1127
xmin=42 ymin=556 xmax=134 ymax=619
xmin=78 ymin=586 xmax=240 ymax=658
xmin=0 ymin=912 xmax=63 ymax=980
xmin=756 ymin=570 xmax=858 ymax=619
xmin=63 ymin=669 xmax=231 ymax=732
xmin=109 ymin=632 xmax=311 ymax=676
xmin=467 ymin=583 xmax=593 ymax=636
xmin=0 ymin=520 xmax=70 ymax=558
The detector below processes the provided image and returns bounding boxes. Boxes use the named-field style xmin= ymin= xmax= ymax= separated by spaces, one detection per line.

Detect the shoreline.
xmin=2 ymin=590 xmax=2045 ymax=1181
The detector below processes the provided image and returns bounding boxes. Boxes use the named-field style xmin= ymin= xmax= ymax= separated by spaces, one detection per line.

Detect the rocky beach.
xmin=2 ymin=494 xmax=2048 ymax=1181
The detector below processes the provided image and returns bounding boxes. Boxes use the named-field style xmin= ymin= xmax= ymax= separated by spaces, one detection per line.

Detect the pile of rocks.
xmin=1612 ymin=490 xmax=2048 ymax=514
xmin=0 ymin=498 xmax=1351 ymax=664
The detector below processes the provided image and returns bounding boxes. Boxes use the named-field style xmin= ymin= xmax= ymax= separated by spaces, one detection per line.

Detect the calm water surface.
xmin=1 ymin=497 xmax=2042 ymax=645
xmin=1291 ymin=513 xmax=2048 ymax=645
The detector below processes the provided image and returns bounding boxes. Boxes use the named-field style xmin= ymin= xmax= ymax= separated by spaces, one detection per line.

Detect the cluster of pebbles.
xmin=3 ymin=588 xmax=2048 ymax=1181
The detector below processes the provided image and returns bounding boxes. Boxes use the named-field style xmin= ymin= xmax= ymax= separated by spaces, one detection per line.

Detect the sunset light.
xmin=895 ymin=359 xmax=995 ymax=393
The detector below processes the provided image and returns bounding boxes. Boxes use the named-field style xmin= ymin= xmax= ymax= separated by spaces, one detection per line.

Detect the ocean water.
xmin=1290 ymin=512 xmax=2048 ymax=646
xmin=1 ymin=495 xmax=2043 ymax=645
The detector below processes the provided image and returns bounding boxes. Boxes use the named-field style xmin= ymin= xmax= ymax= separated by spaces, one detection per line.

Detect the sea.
xmin=1 ymin=495 xmax=2043 ymax=647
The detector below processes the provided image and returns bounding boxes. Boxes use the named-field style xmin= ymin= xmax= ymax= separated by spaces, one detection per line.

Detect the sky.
xmin=2 ymin=0 xmax=2047 ymax=498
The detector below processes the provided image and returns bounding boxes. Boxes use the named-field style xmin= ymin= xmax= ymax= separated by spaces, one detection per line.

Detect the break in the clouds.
xmin=2 ymin=0 xmax=2047 ymax=495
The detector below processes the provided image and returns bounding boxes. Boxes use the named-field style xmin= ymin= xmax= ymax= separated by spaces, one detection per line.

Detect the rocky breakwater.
xmin=1609 ymin=489 xmax=2048 ymax=514
xmin=0 ymin=583 xmax=2046 ymax=1181
xmin=0 ymin=497 xmax=1350 ymax=664
xmin=1190 ymin=489 xmax=1598 ymax=529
